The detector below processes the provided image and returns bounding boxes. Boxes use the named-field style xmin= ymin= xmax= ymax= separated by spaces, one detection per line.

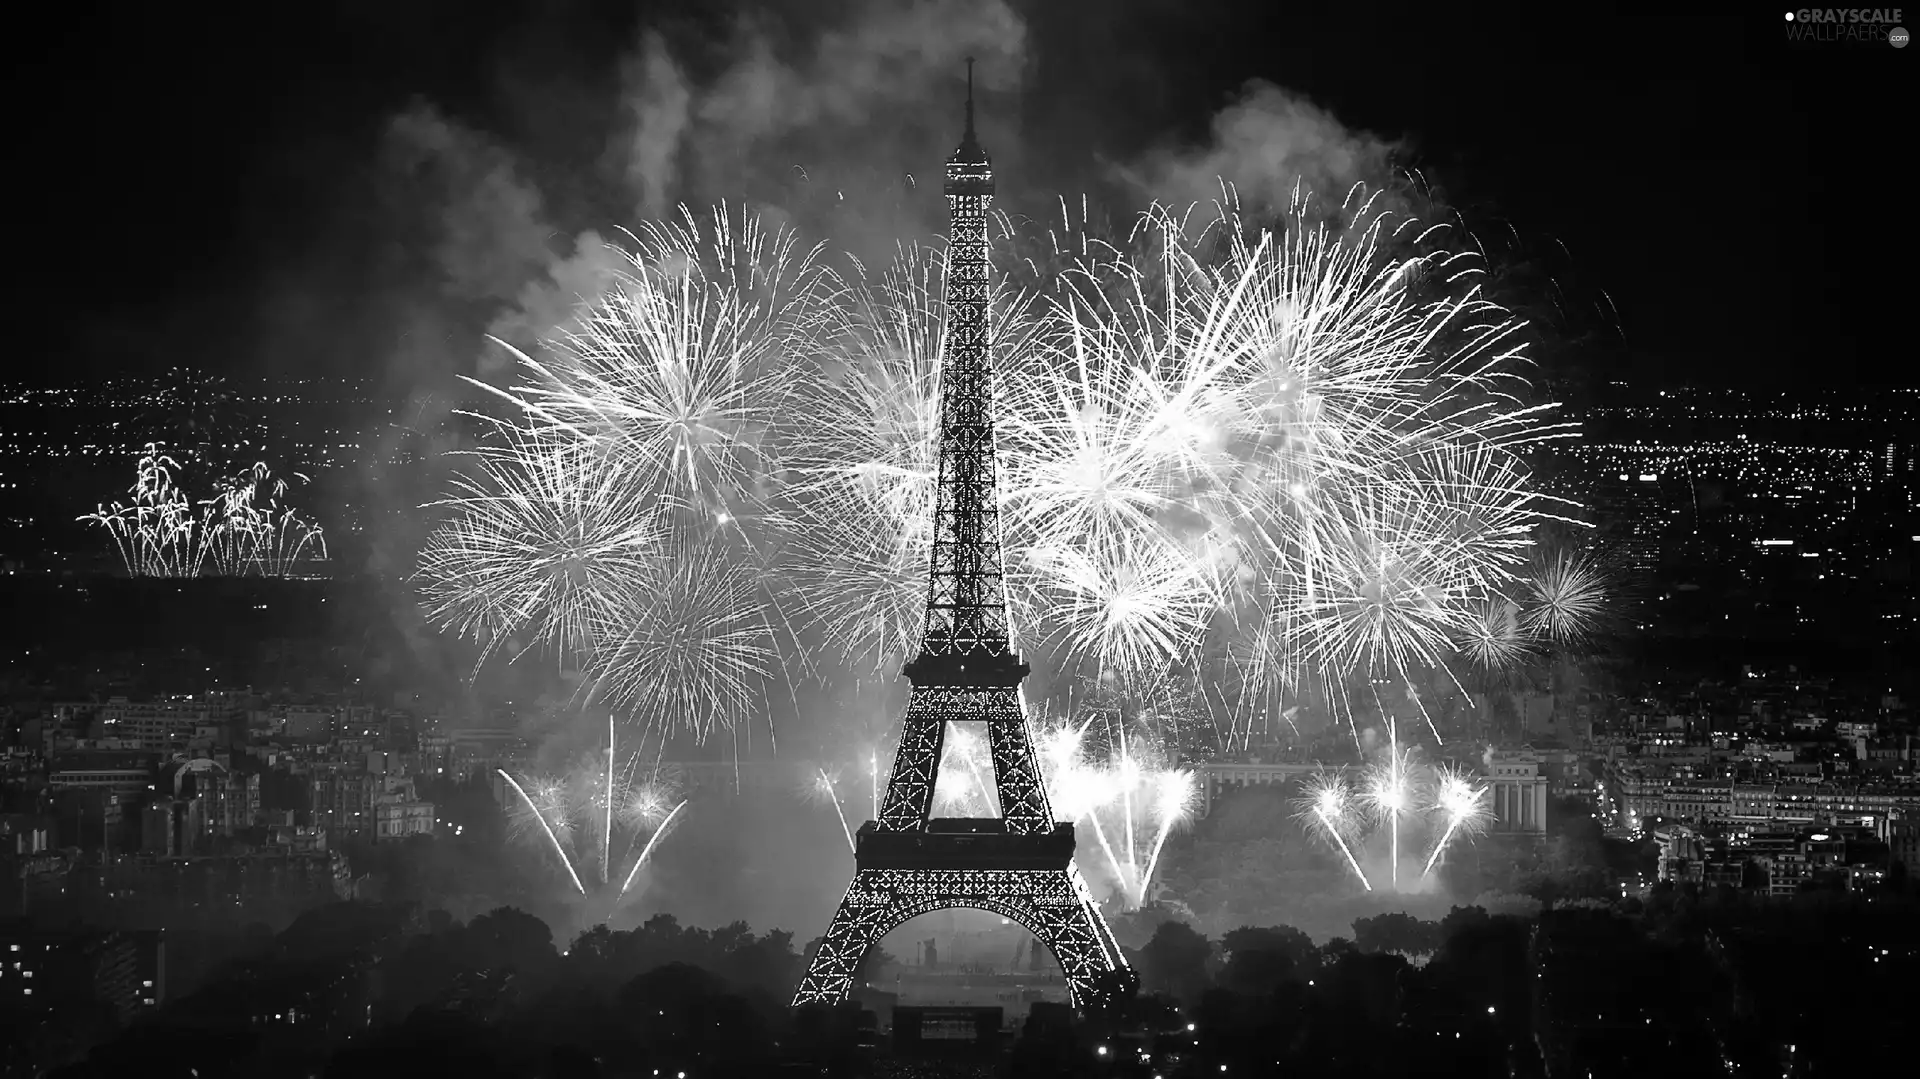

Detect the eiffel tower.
xmin=792 ymin=61 xmax=1132 ymax=1009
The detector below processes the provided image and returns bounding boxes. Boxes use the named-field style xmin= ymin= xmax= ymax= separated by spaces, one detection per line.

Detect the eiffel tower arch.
xmin=793 ymin=62 xmax=1133 ymax=1008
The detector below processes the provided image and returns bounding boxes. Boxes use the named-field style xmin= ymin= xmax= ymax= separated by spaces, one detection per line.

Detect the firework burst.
xmin=417 ymin=427 xmax=664 ymax=672
xmin=483 ymin=204 xmax=828 ymax=525
xmin=918 ymin=183 xmax=1592 ymax=744
xmin=776 ymin=244 xmax=945 ymax=672
xmin=583 ymin=540 xmax=779 ymax=740
xmin=419 ymin=209 xmax=823 ymax=741
xmin=1520 ymin=544 xmax=1612 ymax=650
xmin=416 ymin=180 xmax=1605 ymax=752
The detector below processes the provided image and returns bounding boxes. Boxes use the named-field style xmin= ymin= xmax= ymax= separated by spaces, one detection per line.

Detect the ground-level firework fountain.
xmin=498 ymin=717 xmax=687 ymax=920
xmin=810 ymin=715 xmax=1197 ymax=910
xmin=81 ymin=444 xmax=328 ymax=578
xmin=1295 ymin=724 xmax=1492 ymax=893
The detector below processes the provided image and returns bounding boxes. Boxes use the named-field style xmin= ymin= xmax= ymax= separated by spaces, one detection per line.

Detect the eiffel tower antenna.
xmin=963 ymin=56 xmax=976 ymax=143
xmin=793 ymin=61 xmax=1133 ymax=1010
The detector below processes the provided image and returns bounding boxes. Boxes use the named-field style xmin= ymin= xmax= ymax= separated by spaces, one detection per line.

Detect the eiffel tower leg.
xmin=987 ymin=705 xmax=1051 ymax=833
xmin=875 ymin=695 xmax=949 ymax=830
xmin=793 ymin=875 xmax=893 ymax=1005
xmin=791 ymin=867 xmax=1133 ymax=1008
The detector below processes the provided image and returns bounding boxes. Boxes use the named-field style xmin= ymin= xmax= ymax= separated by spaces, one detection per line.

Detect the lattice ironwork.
xmin=795 ymin=865 xmax=1128 ymax=1006
xmin=876 ymin=688 xmax=1052 ymax=833
xmin=794 ymin=63 xmax=1133 ymax=1009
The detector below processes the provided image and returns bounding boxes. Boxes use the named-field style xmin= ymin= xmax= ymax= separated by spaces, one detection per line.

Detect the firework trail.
xmin=1363 ymin=722 xmax=1417 ymax=890
xmin=810 ymin=767 xmax=858 ymax=854
xmin=1137 ymin=766 xmax=1198 ymax=905
xmin=82 ymin=446 xmax=205 ymax=579
xmin=498 ymin=770 xmax=588 ymax=896
xmin=1286 ymin=740 xmax=1490 ymax=891
xmin=1293 ymin=773 xmax=1372 ymax=891
xmin=497 ymin=722 xmax=684 ymax=914
xmin=615 ymin=798 xmax=689 ymax=900
xmin=1041 ymin=709 xmax=1196 ymax=909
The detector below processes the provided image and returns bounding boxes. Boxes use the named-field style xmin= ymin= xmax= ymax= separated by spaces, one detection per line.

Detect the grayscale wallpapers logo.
xmin=1784 ymin=9 xmax=1908 ymax=45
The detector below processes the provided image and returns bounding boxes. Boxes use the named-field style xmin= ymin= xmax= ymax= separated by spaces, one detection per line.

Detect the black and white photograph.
xmin=1 ymin=4 xmax=1910 ymax=1077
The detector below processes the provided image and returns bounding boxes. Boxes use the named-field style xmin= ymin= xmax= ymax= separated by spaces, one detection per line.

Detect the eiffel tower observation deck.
xmin=792 ymin=61 xmax=1133 ymax=1009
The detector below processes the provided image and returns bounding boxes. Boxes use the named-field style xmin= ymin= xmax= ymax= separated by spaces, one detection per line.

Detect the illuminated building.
xmin=1197 ymin=760 xmax=1326 ymax=815
xmin=93 ymin=694 xmax=246 ymax=755
xmin=372 ymin=776 xmax=435 ymax=839
xmin=1483 ymin=750 xmax=1548 ymax=835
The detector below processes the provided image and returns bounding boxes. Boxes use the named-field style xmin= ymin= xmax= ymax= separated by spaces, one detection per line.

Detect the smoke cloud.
xmin=378 ymin=3 xmax=1406 ymax=388
xmin=1124 ymin=80 xmax=1402 ymax=215
xmin=376 ymin=0 xmax=1033 ymax=380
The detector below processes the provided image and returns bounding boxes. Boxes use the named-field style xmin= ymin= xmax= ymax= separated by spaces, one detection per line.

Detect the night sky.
xmin=10 ymin=2 xmax=1905 ymax=391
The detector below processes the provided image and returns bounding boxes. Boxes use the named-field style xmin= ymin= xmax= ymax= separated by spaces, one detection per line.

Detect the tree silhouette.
xmin=1139 ymin=920 xmax=1212 ymax=1000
